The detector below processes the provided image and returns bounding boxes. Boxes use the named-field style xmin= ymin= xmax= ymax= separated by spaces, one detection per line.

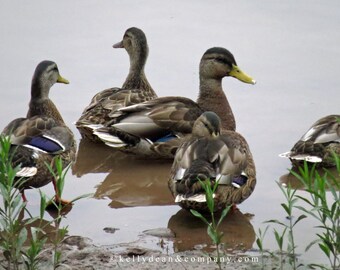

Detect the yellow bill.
xmin=57 ymin=74 xmax=69 ymax=84
xmin=229 ymin=64 xmax=256 ymax=85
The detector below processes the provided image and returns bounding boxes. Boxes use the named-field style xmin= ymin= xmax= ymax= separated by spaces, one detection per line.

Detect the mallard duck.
xmin=1 ymin=60 xmax=76 ymax=203
xmin=76 ymin=27 xmax=157 ymax=141
xmin=93 ymin=47 xmax=255 ymax=158
xmin=279 ymin=115 xmax=340 ymax=167
xmin=168 ymin=111 xmax=256 ymax=212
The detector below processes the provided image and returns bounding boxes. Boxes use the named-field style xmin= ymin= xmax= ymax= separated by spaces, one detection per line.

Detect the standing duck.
xmin=280 ymin=115 xmax=340 ymax=167
xmin=168 ymin=111 xmax=256 ymax=212
xmin=1 ymin=60 xmax=76 ymax=204
xmin=76 ymin=27 xmax=157 ymax=141
xmin=93 ymin=47 xmax=256 ymax=158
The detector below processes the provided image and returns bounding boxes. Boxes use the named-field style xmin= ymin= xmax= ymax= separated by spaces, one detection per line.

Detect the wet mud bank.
xmin=28 ymin=235 xmax=262 ymax=270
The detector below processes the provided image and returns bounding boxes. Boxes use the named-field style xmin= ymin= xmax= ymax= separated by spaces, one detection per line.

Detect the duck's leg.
xmin=51 ymin=178 xmax=71 ymax=206
xmin=21 ymin=190 xmax=28 ymax=202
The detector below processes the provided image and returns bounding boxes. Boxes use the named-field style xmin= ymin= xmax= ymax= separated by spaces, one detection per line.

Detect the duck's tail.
xmin=279 ymin=151 xmax=322 ymax=163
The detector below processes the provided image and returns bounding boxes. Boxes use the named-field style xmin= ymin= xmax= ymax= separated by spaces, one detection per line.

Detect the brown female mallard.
xmin=1 ymin=60 xmax=76 ymax=203
xmin=93 ymin=47 xmax=255 ymax=158
xmin=168 ymin=111 xmax=256 ymax=212
xmin=280 ymin=115 xmax=340 ymax=167
xmin=76 ymin=27 xmax=157 ymax=141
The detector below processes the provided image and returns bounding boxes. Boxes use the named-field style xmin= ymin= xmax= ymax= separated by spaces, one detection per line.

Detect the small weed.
xmin=190 ymin=179 xmax=231 ymax=270
xmin=264 ymin=182 xmax=306 ymax=269
xmin=0 ymin=135 xmax=31 ymax=269
xmin=45 ymin=157 xmax=90 ymax=269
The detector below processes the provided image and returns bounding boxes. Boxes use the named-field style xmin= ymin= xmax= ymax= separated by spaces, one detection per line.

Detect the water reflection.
xmin=73 ymin=138 xmax=174 ymax=208
xmin=20 ymin=217 xmax=63 ymax=245
xmin=279 ymin=166 xmax=340 ymax=190
xmin=94 ymin=161 xmax=174 ymax=208
xmin=72 ymin=139 xmax=126 ymax=177
xmin=168 ymin=209 xmax=255 ymax=252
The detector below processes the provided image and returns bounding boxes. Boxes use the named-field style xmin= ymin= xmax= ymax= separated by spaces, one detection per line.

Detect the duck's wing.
xmin=298 ymin=115 xmax=340 ymax=144
xmin=92 ymin=96 xmax=204 ymax=151
xmin=171 ymin=132 xmax=248 ymax=191
xmin=112 ymin=96 xmax=204 ymax=133
xmin=3 ymin=116 xmax=74 ymax=154
xmin=77 ymin=87 xmax=154 ymax=126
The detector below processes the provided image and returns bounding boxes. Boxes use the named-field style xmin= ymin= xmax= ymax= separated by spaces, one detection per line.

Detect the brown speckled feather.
xmin=117 ymin=96 xmax=204 ymax=132
xmin=77 ymin=87 xmax=156 ymax=126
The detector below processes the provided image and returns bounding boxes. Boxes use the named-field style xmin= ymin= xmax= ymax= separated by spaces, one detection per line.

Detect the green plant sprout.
xmin=190 ymin=179 xmax=231 ymax=270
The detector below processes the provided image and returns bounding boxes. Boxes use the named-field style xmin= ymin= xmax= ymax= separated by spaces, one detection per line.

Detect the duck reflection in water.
xmin=168 ymin=208 xmax=255 ymax=253
xmin=72 ymin=139 xmax=174 ymax=208
xmin=94 ymin=158 xmax=174 ymax=208
xmin=72 ymin=138 xmax=127 ymax=177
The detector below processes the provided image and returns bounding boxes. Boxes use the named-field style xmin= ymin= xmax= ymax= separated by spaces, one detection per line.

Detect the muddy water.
xmin=1 ymin=0 xmax=340 ymax=266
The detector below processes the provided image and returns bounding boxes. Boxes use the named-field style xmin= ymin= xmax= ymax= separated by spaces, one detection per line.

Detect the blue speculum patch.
xmin=154 ymin=133 xmax=177 ymax=143
xmin=28 ymin=136 xmax=62 ymax=153
xmin=232 ymin=175 xmax=248 ymax=188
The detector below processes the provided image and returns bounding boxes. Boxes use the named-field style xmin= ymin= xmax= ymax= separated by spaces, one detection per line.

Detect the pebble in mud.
xmin=143 ymin=228 xmax=175 ymax=238
xmin=63 ymin=235 xmax=93 ymax=250
xmin=103 ymin=227 xmax=120 ymax=234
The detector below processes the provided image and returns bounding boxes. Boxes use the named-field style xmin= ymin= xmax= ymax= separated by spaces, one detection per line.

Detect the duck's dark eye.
xmin=51 ymin=67 xmax=59 ymax=74
xmin=215 ymin=57 xmax=228 ymax=65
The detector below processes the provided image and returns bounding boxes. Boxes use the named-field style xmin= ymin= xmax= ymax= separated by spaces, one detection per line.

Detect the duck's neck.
xmin=197 ymin=78 xmax=235 ymax=131
xmin=122 ymin=70 xmax=155 ymax=95
xmin=122 ymin=51 xmax=157 ymax=98
xmin=27 ymin=82 xmax=64 ymax=123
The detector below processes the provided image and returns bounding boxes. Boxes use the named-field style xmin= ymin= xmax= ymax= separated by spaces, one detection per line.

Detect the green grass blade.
xmin=190 ymin=209 xmax=209 ymax=226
